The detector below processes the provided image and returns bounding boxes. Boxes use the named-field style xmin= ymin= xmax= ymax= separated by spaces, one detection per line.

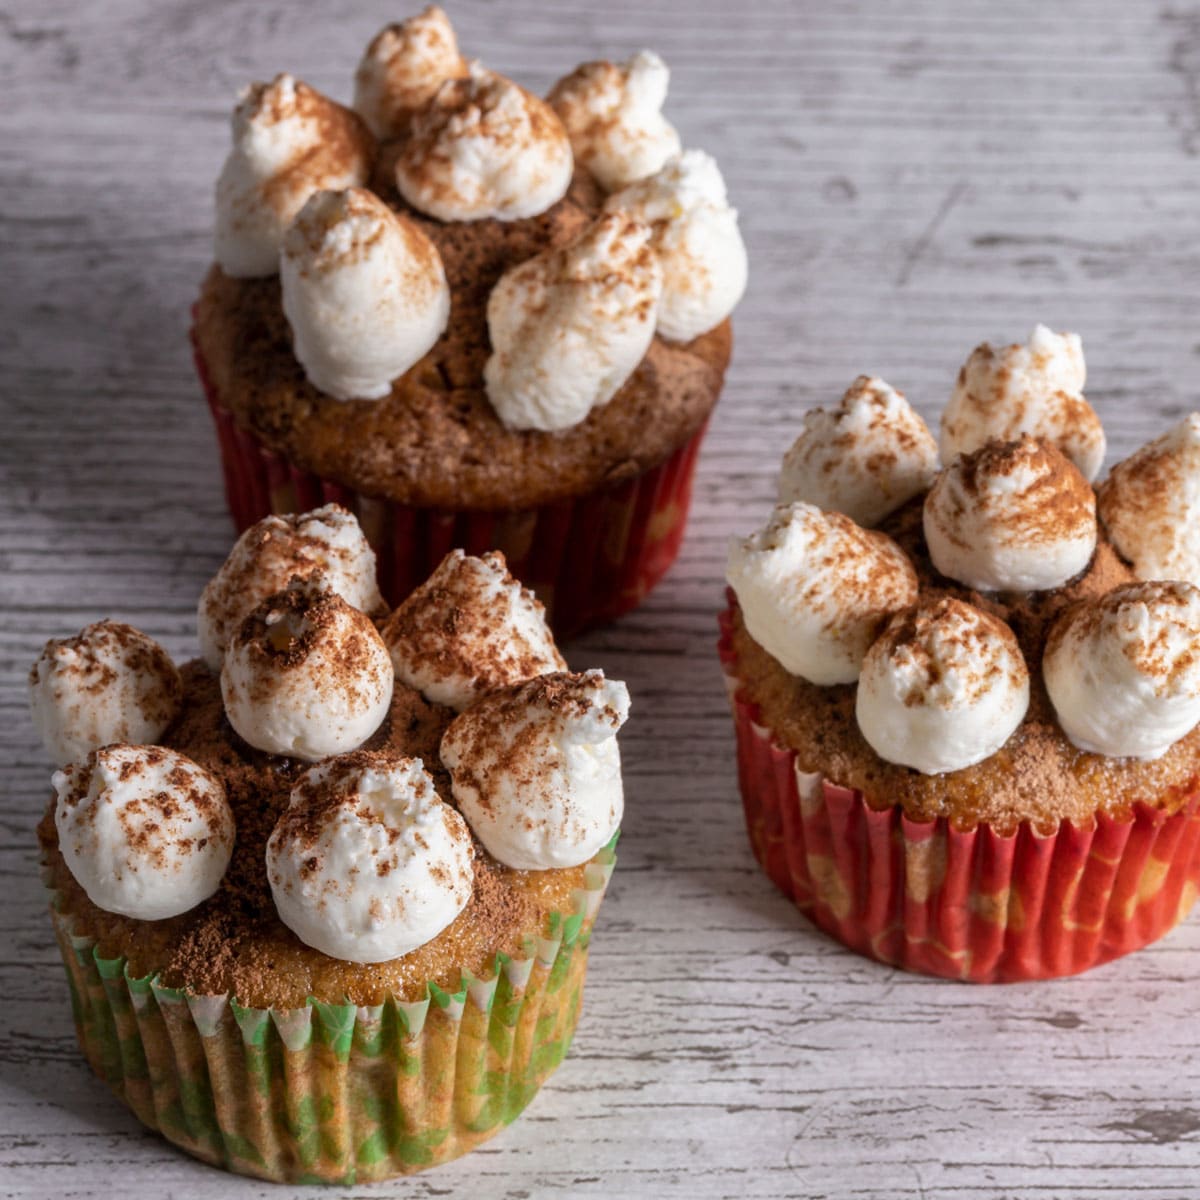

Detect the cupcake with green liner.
xmin=33 ymin=503 xmax=625 ymax=1182
xmin=721 ymin=328 xmax=1200 ymax=982
xmin=194 ymin=6 xmax=747 ymax=637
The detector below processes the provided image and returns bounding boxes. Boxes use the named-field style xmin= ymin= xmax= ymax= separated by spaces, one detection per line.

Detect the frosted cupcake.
xmin=721 ymin=331 xmax=1200 ymax=982
xmin=33 ymin=505 xmax=625 ymax=1181
xmin=194 ymin=7 xmax=747 ymax=635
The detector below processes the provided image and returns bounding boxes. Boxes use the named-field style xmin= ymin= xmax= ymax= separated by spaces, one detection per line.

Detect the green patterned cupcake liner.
xmin=42 ymin=838 xmax=616 ymax=1184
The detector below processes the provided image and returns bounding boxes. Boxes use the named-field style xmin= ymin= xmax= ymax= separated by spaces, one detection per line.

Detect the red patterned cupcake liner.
xmin=718 ymin=596 xmax=1200 ymax=982
xmin=192 ymin=332 xmax=708 ymax=638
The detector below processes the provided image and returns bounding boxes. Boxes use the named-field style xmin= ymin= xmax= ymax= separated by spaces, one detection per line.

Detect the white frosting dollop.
xmin=30 ymin=621 xmax=182 ymax=767
xmin=725 ymin=502 xmax=918 ymax=685
xmin=280 ymin=187 xmax=450 ymax=401
xmin=353 ymin=6 xmax=468 ymax=138
xmin=214 ymin=74 xmax=372 ymax=278
xmin=395 ymin=65 xmax=573 ymax=222
xmin=1044 ymin=581 xmax=1200 ymax=760
xmin=383 ymin=549 xmax=565 ymax=710
xmin=53 ymin=745 xmax=235 ymax=920
xmin=1098 ymin=413 xmax=1200 ymax=588
xmin=267 ymin=752 xmax=473 ymax=962
xmin=941 ymin=324 xmax=1106 ymax=480
xmin=483 ymin=212 xmax=662 ymax=431
xmin=221 ymin=579 xmax=394 ymax=761
xmin=606 ymin=150 xmax=747 ymax=342
xmin=198 ymin=504 xmax=384 ymax=671
xmin=440 ymin=671 xmax=627 ymax=870
xmin=547 ymin=50 xmax=681 ymax=190
xmin=923 ymin=436 xmax=1098 ymax=592
xmin=856 ymin=597 xmax=1030 ymax=774
xmin=777 ymin=376 xmax=939 ymax=526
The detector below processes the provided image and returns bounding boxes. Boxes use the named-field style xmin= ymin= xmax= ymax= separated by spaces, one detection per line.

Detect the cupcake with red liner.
xmin=720 ymin=327 xmax=1200 ymax=982
xmin=33 ymin=504 xmax=625 ymax=1181
xmin=193 ymin=6 xmax=746 ymax=637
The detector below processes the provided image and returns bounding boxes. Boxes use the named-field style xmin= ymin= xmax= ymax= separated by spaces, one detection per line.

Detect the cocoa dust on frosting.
xmin=37 ymin=517 xmax=617 ymax=1006
xmin=220 ymin=578 xmax=394 ymax=761
xmin=383 ymin=549 xmax=565 ymax=709
xmin=353 ymin=6 xmax=469 ymax=138
xmin=197 ymin=6 xmax=737 ymax=509
xmin=39 ymin=662 xmax=587 ymax=1008
xmin=29 ymin=620 xmax=182 ymax=766
xmin=197 ymin=171 xmax=730 ymax=509
xmin=728 ymin=494 xmax=1200 ymax=835
xmin=198 ymin=503 xmax=384 ymax=670
xmin=923 ymin=436 xmax=1098 ymax=592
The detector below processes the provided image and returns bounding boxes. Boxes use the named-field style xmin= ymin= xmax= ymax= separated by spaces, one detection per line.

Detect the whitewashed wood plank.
xmin=6 ymin=1 xmax=1200 ymax=1197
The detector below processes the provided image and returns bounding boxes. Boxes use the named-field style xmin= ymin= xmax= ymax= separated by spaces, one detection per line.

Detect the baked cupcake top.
xmin=34 ymin=505 xmax=628 ymax=1006
xmin=196 ymin=7 xmax=746 ymax=508
xmin=725 ymin=327 xmax=1200 ymax=834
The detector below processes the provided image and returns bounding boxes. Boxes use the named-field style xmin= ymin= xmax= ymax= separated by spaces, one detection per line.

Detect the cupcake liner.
xmin=718 ymin=598 xmax=1200 ymax=982
xmin=42 ymin=841 xmax=616 ymax=1183
xmin=192 ymin=331 xmax=708 ymax=638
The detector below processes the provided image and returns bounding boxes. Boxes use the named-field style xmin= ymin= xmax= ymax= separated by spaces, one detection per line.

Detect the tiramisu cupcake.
xmin=720 ymin=328 xmax=1200 ymax=982
xmin=194 ymin=6 xmax=747 ymax=636
xmin=33 ymin=505 xmax=625 ymax=1182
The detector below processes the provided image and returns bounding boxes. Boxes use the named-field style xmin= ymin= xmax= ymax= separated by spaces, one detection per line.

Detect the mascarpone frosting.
xmin=30 ymin=621 xmax=182 ymax=767
xmin=1097 ymin=413 xmax=1200 ymax=588
xmin=605 ymin=150 xmax=747 ymax=342
xmin=777 ymin=376 xmax=939 ymax=526
xmin=923 ymin=436 xmax=1098 ymax=592
xmin=395 ymin=65 xmax=573 ymax=222
xmin=548 ymin=50 xmax=681 ymax=190
xmin=725 ymin=502 xmax=919 ymax=685
xmin=383 ymin=549 xmax=565 ymax=710
xmin=280 ymin=187 xmax=450 ymax=401
xmin=221 ymin=578 xmax=394 ymax=761
xmin=214 ymin=74 xmax=373 ymax=278
xmin=483 ymin=212 xmax=662 ymax=431
xmin=1044 ymin=581 xmax=1200 ymax=760
xmin=53 ymin=744 xmax=235 ymax=920
xmin=353 ymin=6 xmax=468 ymax=138
xmin=941 ymin=324 xmax=1105 ymax=480
xmin=198 ymin=504 xmax=384 ymax=671
xmin=441 ymin=671 xmax=627 ymax=870
xmin=856 ymin=597 xmax=1030 ymax=774
xmin=267 ymin=751 xmax=473 ymax=962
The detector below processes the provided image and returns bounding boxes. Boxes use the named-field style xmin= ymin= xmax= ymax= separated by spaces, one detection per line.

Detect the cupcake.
xmin=193 ymin=6 xmax=747 ymax=636
xmin=32 ymin=504 xmax=626 ymax=1181
xmin=720 ymin=330 xmax=1200 ymax=982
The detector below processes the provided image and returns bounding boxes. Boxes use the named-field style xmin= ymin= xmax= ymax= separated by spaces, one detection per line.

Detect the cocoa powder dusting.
xmin=956 ymin=436 xmax=1094 ymax=547
xmin=729 ymin=488 xmax=1200 ymax=836
xmin=382 ymin=550 xmax=564 ymax=696
xmin=32 ymin=620 xmax=182 ymax=725
xmin=232 ymin=581 xmax=387 ymax=717
xmin=193 ymin=157 xmax=729 ymax=511
xmin=259 ymin=80 xmax=375 ymax=214
xmin=40 ymin=661 xmax=587 ymax=1007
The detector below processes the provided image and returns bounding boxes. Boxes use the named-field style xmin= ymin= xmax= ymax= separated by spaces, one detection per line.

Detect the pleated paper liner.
xmin=192 ymin=331 xmax=708 ymax=639
xmin=43 ymin=839 xmax=615 ymax=1184
xmin=718 ymin=597 xmax=1200 ymax=983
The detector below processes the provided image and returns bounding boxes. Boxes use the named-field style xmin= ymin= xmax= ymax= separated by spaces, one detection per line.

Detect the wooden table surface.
xmin=5 ymin=1 xmax=1200 ymax=1196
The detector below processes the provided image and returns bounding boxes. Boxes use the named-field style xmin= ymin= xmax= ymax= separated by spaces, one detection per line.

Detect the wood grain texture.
xmin=5 ymin=0 xmax=1200 ymax=1195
